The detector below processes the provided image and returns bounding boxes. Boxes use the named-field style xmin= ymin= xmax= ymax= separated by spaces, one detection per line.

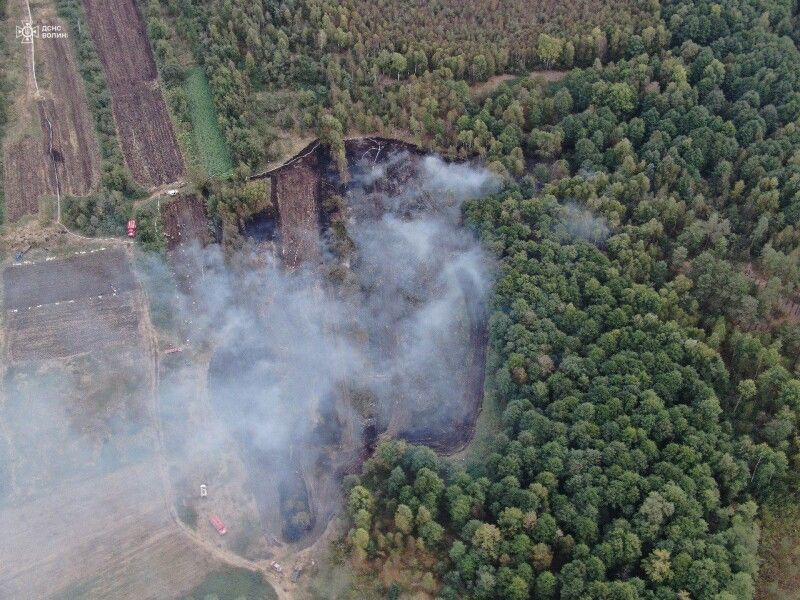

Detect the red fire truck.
xmin=127 ymin=219 xmax=137 ymax=238
xmin=209 ymin=515 xmax=227 ymax=535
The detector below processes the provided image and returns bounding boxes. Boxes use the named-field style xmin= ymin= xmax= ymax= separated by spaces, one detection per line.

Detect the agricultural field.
xmin=162 ymin=194 xmax=211 ymax=252
xmin=38 ymin=19 xmax=101 ymax=197
xmin=0 ymin=244 xmax=232 ymax=599
xmin=2 ymin=3 xmax=100 ymax=223
xmin=81 ymin=0 xmax=183 ymax=187
xmin=184 ymin=68 xmax=233 ymax=179
xmin=3 ymin=136 xmax=53 ymax=222
xmin=270 ymin=142 xmax=323 ymax=267
xmin=161 ymin=194 xmax=212 ymax=295
xmin=0 ymin=462 xmax=217 ymax=599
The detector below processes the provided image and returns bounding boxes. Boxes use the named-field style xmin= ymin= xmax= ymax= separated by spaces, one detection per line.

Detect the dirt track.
xmin=81 ymin=0 xmax=184 ymax=186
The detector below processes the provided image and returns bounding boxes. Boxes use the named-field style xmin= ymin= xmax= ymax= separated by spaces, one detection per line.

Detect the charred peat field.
xmin=202 ymin=139 xmax=498 ymax=547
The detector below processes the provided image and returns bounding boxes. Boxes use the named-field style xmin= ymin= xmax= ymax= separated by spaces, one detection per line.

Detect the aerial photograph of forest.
xmin=1 ymin=0 xmax=800 ymax=599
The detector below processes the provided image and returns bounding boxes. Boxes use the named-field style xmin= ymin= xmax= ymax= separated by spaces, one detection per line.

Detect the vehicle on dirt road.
xmin=209 ymin=515 xmax=227 ymax=535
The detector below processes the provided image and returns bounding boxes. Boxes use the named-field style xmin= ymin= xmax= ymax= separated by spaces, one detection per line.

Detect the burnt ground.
xmin=207 ymin=338 xmax=359 ymax=549
xmin=81 ymin=0 xmax=184 ymax=186
xmin=161 ymin=194 xmax=212 ymax=296
xmin=162 ymin=195 xmax=211 ymax=252
xmin=269 ymin=141 xmax=323 ymax=268
xmin=217 ymin=138 xmax=490 ymax=548
xmin=322 ymin=139 xmax=489 ymax=452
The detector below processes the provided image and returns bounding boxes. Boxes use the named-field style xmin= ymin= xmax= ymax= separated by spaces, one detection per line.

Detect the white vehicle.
xmin=166 ymin=189 xmax=179 ymax=197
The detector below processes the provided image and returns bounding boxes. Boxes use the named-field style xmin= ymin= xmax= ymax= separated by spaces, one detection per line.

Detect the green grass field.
xmin=184 ymin=68 xmax=233 ymax=178
xmin=183 ymin=567 xmax=277 ymax=600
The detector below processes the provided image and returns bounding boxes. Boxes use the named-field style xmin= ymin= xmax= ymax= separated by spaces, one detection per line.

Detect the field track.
xmin=81 ymin=0 xmax=184 ymax=186
xmin=0 ymin=462 xmax=217 ymax=599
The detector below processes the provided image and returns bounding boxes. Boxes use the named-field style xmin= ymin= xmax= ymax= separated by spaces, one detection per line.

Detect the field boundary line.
xmin=24 ymin=0 xmax=39 ymax=94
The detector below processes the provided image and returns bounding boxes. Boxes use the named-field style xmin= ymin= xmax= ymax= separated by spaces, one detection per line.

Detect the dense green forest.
xmin=275 ymin=0 xmax=798 ymax=598
xmin=155 ymin=0 xmax=661 ymax=172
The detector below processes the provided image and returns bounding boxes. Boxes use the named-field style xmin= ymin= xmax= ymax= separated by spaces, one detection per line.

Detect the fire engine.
xmin=127 ymin=219 xmax=137 ymax=238
xmin=209 ymin=515 xmax=227 ymax=535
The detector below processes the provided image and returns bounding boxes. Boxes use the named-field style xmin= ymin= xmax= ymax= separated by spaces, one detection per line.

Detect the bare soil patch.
xmin=2 ymin=247 xmax=134 ymax=309
xmin=270 ymin=142 xmax=323 ymax=267
xmin=161 ymin=194 xmax=212 ymax=295
xmin=0 ymin=462 xmax=216 ymax=600
xmin=3 ymin=136 xmax=53 ymax=222
xmin=38 ymin=24 xmax=101 ymax=196
xmin=162 ymin=194 xmax=211 ymax=252
xmin=81 ymin=0 xmax=184 ymax=186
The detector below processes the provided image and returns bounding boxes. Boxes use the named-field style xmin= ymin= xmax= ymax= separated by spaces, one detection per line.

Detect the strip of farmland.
xmin=2 ymin=14 xmax=100 ymax=224
xmin=81 ymin=0 xmax=184 ymax=187
xmin=270 ymin=143 xmax=323 ymax=267
xmin=2 ymin=137 xmax=53 ymax=222
xmin=2 ymin=248 xmax=135 ymax=309
xmin=39 ymin=22 xmax=102 ymax=197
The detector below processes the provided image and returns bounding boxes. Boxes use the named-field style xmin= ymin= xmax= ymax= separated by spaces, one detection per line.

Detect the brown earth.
xmin=0 ymin=462 xmax=218 ymax=599
xmin=38 ymin=24 xmax=102 ymax=196
xmin=2 ymin=136 xmax=53 ymax=222
xmin=162 ymin=194 xmax=211 ymax=252
xmin=81 ymin=0 xmax=184 ymax=187
xmin=5 ymin=292 xmax=141 ymax=361
xmin=2 ymin=247 xmax=135 ymax=309
xmin=270 ymin=141 xmax=323 ymax=267
xmin=161 ymin=194 xmax=211 ymax=295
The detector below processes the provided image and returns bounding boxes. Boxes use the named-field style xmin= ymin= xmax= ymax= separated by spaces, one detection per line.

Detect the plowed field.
xmin=2 ymin=136 xmax=52 ymax=222
xmin=38 ymin=23 xmax=101 ymax=196
xmin=0 ymin=462 xmax=217 ymax=600
xmin=81 ymin=0 xmax=184 ymax=186
xmin=271 ymin=144 xmax=322 ymax=267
